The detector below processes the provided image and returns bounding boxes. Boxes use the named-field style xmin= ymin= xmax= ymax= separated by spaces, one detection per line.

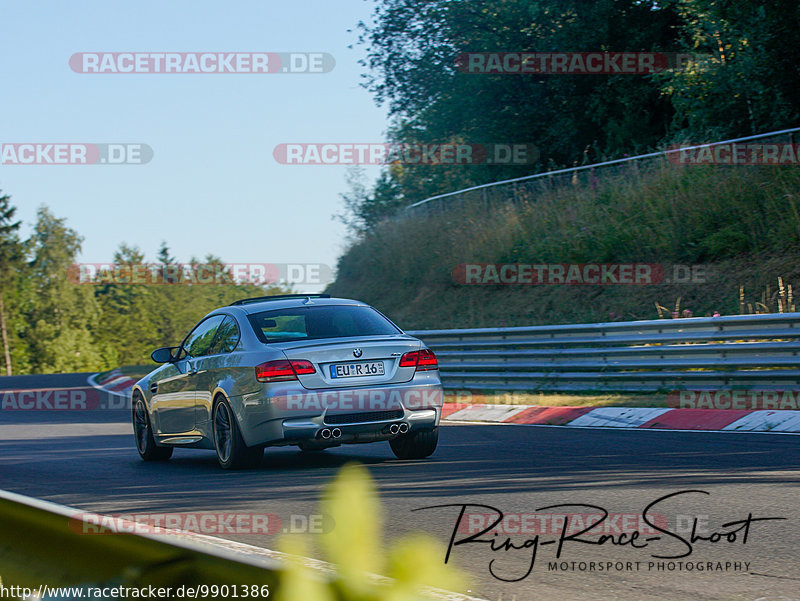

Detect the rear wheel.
xmin=389 ymin=427 xmax=438 ymax=460
xmin=213 ymin=397 xmax=262 ymax=469
xmin=133 ymin=395 xmax=173 ymax=461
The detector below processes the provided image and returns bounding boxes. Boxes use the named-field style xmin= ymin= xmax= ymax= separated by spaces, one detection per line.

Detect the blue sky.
xmin=0 ymin=0 xmax=388 ymax=289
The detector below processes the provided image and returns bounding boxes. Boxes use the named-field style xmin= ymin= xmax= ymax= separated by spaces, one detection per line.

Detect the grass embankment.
xmin=328 ymin=161 xmax=800 ymax=329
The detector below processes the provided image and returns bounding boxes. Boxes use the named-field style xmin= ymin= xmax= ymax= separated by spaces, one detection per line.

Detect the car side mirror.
xmin=151 ymin=347 xmax=176 ymax=363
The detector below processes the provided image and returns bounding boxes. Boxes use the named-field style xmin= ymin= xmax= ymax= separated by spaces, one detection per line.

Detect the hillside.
xmin=328 ymin=161 xmax=800 ymax=330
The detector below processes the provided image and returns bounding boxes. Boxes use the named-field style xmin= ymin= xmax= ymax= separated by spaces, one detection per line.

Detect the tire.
xmin=389 ymin=427 xmax=438 ymax=460
xmin=133 ymin=395 xmax=173 ymax=461
xmin=213 ymin=397 xmax=262 ymax=469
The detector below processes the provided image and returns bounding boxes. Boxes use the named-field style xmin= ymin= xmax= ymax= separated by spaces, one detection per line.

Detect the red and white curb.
xmin=86 ymin=372 xmax=800 ymax=433
xmin=88 ymin=369 xmax=137 ymax=402
xmin=441 ymin=404 xmax=800 ymax=433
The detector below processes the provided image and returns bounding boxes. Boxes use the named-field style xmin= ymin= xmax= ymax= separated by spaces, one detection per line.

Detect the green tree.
xmin=22 ymin=206 xmax=112 ymax=373
xmin=94 ymin=242 xmax=293 ymax=366
xmin=157 ymin=240 xmax=175 ymax=266
xmin=351 ymin=0 xmax=682 ymax=223
xmin=0 ymin=191 xmax=24 ymax=375
xmin=661 ymin=0 xmax=800 ymax=139
xmin=93 ymin=243 xmax=156 ymax=365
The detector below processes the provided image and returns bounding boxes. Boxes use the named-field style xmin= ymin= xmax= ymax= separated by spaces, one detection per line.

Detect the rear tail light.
xmin=255 ymin=359 xmax=316 ymax=382
xmin=398 ymin=349 xmax=438 ymax=371
xmin=290 ymin=360 xmax=316 ymax=375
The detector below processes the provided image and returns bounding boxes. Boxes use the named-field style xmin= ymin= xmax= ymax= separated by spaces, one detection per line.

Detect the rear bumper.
xmin=233 ymin=374 xmax=443 ymax=447
xmin=281 ymin=407 xmax=438 ymax=445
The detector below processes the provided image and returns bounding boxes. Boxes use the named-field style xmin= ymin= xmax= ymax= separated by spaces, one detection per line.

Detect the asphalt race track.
xmin=1 ymin=373 xmax=799 ymax=601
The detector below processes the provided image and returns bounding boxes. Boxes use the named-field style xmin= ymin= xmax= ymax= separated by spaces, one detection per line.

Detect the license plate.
xmin=330 ymin=361 xmax=385 ymax=379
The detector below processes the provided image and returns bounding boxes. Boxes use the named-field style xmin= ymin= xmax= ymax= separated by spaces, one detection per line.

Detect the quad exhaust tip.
xmin=322 ymin=424 xmax=407 ymax=438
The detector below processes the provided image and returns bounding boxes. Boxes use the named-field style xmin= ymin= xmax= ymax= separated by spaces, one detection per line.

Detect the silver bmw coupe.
xmin=132 ymin=294 xmax=443 ymax=469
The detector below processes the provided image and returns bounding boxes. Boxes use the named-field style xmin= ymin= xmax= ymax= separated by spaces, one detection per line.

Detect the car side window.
xmin=179 ymin=315 xmax=225 ymax=359
xmin=208 ymin=316 xmax=240 ymax=354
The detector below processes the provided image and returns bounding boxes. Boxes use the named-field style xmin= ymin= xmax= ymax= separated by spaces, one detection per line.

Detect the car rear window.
xmin=247 ymin=305 xmax=401 ymax=343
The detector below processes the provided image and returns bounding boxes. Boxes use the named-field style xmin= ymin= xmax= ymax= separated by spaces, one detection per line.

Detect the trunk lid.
xmin=270 ymin=335 xmax=422 ymax=389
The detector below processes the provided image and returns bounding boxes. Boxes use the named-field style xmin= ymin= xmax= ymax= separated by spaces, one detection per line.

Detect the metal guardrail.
xmin=0 ymin=488 xmax=475 ymax=601
xmin=0 ymin=489 xmax=279 ymax=598
xmin=405 ymin=126 xmax=800 ymax=214
xmin=408 ymin=313 xmax=800 ymax=392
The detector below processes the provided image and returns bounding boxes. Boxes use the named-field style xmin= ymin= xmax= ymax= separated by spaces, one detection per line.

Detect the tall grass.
xmin=330 ymin=161 xmax=800 ymax=329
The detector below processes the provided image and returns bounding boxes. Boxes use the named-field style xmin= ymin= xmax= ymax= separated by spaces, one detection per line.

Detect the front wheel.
xmin=389 ymin=427 xmax=438 ymax=460
xmin=213 ymin=398 xmax=262 ymax=469
xmin=133 ymin=396 xmax=173 ymax=461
